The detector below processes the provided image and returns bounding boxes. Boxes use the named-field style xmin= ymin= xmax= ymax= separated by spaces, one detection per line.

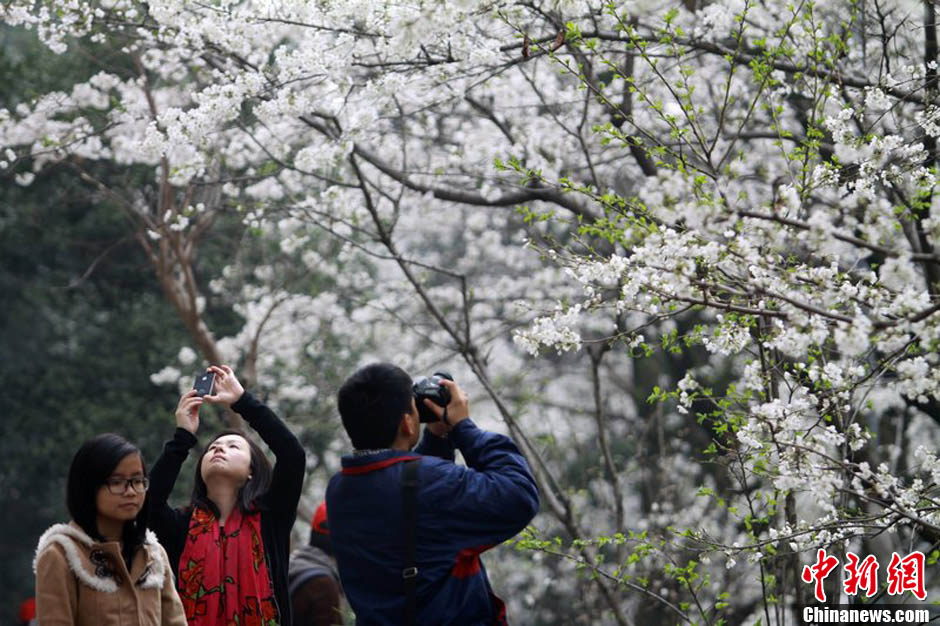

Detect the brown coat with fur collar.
xmin=34 ymin=522 xmax=186 ymax=626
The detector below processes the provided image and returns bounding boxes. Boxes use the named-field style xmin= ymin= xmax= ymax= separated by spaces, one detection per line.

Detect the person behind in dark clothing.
xmin=147 ymin=365 xmax=305 ymax=626
xmin=326 ymin=363 xmax=539 ymax=626
xmin=289 ymin=502 xmax=344 ymax=625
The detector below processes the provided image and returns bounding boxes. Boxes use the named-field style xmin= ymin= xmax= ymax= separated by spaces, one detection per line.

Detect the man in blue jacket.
xmin=326 ymin=363 xmax=539 ymax=625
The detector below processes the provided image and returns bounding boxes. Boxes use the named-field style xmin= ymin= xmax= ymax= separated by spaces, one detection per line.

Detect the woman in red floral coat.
xmin=147 ymin=365 xmax=305 ymax=626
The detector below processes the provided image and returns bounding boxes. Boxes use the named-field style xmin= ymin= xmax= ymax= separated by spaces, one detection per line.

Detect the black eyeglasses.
xmin=104 ymin=477 xmax=150 ymax=495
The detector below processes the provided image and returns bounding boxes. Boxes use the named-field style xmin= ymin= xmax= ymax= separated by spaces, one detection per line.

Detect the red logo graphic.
xmin=843 ymin=552 xmax=879 ymax=597
xmin=802 ymin=548 xmax=840 ymax=602
xmin=801 ymin=550 xmax=927 ymax=602
xmin=886 ymin=551 xmax=926 ymax=600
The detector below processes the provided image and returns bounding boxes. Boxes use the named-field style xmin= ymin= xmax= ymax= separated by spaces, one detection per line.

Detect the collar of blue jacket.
xmin=340 ymin=450 xmax=421 ymax=475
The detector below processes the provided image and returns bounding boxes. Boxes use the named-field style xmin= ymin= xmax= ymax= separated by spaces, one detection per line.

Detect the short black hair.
xmin=337 ymin=362 xmax=413 ymax=449
xmin=191 ymin=430 xmax=273 ymax=515
xmin=66 ymin=433 xmax=150 ymax=569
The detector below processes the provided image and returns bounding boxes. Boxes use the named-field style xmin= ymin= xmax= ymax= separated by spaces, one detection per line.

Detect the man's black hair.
xmin=191 ymin=430 xmax=273 ymax=515
xmin=66 ymin=433 xmax=151 ymax=570
xmin=337 ymin=362 xmax=413 ymax=449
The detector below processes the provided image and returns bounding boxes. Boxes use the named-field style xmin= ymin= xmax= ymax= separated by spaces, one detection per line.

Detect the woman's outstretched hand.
xmin=204 ymin=364 xmax=245 ymax=408
xmin=175 ymin=390 xmax=203 ymax=434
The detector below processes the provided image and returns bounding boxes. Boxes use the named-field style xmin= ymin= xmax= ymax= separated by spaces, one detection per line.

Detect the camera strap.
xmin=401 ymin=459 xmax=420 ymax=626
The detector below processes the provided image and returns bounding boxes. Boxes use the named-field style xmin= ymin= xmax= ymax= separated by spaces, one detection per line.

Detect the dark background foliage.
xmin=0 ymin=26 xmax=222 ymax=622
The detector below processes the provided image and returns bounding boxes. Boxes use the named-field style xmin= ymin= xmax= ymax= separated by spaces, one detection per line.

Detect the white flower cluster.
xmin=513 ymin=305 xmax=583 ymax=356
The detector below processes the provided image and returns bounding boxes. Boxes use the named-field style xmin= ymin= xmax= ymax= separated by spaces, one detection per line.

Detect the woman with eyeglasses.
xmin=34 ymin=433 xmax=186 ymax=626
xmin=148 ymin=365 xmax=305 ymax=626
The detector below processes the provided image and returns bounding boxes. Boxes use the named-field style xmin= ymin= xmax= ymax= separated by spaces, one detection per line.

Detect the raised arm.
xmin=147 ymin=390 xmax=201 ymax=562
xmin=426 ymin=419 xmax=539 ymax=547
xmin=414 ymin=426 xmax=456 ymax=461
xmin=231 ymin=391 xmax=305 ymax=513
xmin=419 ymin=379 xmax=539 ymax=547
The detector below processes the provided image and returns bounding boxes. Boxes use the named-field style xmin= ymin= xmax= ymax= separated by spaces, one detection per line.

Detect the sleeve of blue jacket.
xmin=414 ymin=428 xmax=455 ymax=461
xmin=420 ymin=418 xmax=539 ymax=548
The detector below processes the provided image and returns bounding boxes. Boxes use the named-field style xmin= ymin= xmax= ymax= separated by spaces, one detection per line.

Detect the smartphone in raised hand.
xmin=193 ymin=372 xmax=215 ymax=397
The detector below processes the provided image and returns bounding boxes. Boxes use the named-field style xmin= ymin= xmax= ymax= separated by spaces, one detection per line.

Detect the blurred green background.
xmin=0 ymin=25 xmax=218 ymax=622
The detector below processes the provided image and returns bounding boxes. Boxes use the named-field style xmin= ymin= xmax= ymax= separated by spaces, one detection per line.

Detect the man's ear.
xmin=399 ymin=412 xmax=417 ymax=438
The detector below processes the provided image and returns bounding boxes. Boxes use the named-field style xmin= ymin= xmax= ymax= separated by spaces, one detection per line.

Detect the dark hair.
xmin=191 ymin=430 xmax=272 ymax=515
xmin=66 ymin=434 xmax=150 ymax=569
xmin=337 ymin=362 xmax=413 ymax=449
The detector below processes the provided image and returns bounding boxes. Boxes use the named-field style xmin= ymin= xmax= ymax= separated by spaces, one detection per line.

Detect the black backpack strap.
xmin=402 ymin=459 xmax=420 ymax=626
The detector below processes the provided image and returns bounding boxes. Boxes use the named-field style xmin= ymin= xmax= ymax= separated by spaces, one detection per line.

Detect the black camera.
xmin=413 ymin=371 xmax=453 ymax=422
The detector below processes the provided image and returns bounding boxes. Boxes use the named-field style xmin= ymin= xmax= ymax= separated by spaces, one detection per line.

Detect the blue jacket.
xmin=326 ymin=419 xmax=539 ymax=625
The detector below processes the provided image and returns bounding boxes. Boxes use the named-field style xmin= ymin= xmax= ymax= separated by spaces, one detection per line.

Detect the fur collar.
xmin=34 ymin=523 xmax=165 ymax=592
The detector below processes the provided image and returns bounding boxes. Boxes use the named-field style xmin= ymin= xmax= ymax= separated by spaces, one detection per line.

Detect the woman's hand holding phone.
xmin=203 ymin=365 xmax=244 ymax=408
xmin=175 ymin=390 xmax=203 ymax=434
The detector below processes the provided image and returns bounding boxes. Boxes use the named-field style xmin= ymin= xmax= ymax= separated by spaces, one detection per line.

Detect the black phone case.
xmin=193 ymin=373 xmax=214 ymax=396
